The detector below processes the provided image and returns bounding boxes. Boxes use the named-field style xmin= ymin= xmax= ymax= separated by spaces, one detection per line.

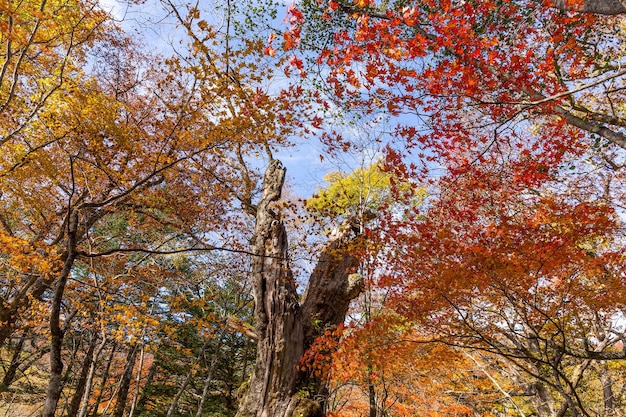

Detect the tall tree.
xmin=235 ymin=158 xmax=368 ymax=417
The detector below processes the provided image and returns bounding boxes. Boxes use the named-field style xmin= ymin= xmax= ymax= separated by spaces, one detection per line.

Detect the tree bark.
xmin=113 ymin=344 xmax=138 ymax=417
xmin=552 ymin=0 xmax=626 ymax=15
xmin=42 ymin=209 xmax=79 ymax=417
xmin=600 ymin=362 xmax=616 ymax=416
xmin=1 ymin=331 xmax=26 ymax=388
xmin=195 ymin=340 xmax=222 ymax=417
xmin=527 ymin=381 xmax=554 ymax=417
xmin=128 ymin=342 xmax=146 ymax=417
xmin=133 ymin=353 xmax=158 ymax=415
xmin=368 ymin=375 xmax=377 ymax=417
xmin=67 ymin=334 xmax=98 ymax=417
xmin=89 ymin=341 xmax=118 ymax=417
xmin=77 ymin=336 xmax=108 ymax=417
xmin=2 ymin=343 xmax=51 ymax=388
xmin=236 ymin=159 xmax=364 ymax=417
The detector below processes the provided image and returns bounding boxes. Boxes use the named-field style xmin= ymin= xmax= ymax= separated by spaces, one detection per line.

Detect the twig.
xmin=463 ymin=350 xmax=527 ymax=417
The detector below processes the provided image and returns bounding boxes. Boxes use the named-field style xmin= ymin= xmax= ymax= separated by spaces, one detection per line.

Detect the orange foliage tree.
xmin=280 ymin=0 xmax=626 ymax=415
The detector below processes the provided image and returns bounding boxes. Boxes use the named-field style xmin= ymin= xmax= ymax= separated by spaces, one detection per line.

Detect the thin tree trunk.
xmin=128 ymin=342 xmax=146 ymax=417
xmin=195 ymin=340 xmax=223 ymax=417
xmin=166 ymin=337 xmax=212 ymax=417
xmin=601 ymin=362 xmax=615 ymax=416
xmin=90 ymin=342 xmax=118 ymax=417
xmin=134 ymin=357 xmax=158 ymax=414
xmin=165 ymin=363 xmax=194 ymax=417
xmin=1 ymin=331 xmax=26 ymax=388
xmin=77 ymin=336 xmax=108 ymax=417
xmin=42 ymin=209 xmax=79 ymax=417
xmin=236 ymin=160 xmax=365 ymax=417
xmin=113 ymin=344 xmax=138 ymax=417
xmin=0 ymin=319 xmax=14 ymax=351
xmin=67 ymin=334 xmax=98 ymax=417
xmin=61 ymin=328 xmax=82 ymax=386
xmin=6 ymin=345 xmax=51 ymax=388
xmin=368 ymin=375 xmax=377 ymax=417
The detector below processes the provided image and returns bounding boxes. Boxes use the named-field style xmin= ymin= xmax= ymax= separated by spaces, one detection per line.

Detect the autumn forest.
xmin=0 ymin=0 xmax=625 ymax=416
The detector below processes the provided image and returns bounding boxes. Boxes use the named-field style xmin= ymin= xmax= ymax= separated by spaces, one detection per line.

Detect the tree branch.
xmin=551 ymin=0 xmax=626 ymax=15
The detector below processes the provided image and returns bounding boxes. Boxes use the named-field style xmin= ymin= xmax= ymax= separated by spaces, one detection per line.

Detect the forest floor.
xmin=0 ymin=355 xmax=47 ymax=417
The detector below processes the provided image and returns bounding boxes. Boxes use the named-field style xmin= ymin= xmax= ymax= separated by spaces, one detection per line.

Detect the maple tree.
xmin=299 ymin=163 xmax=625 ymax=416
xmin=289 ymin=0 xmax=626 ymax=183
xmin=381 ymin=166 xmax=624 ymax=415
xmin=317 ymin=324 xmax=516 ymax=417
xmin=280 ymin=1 xmax=626 ymax=416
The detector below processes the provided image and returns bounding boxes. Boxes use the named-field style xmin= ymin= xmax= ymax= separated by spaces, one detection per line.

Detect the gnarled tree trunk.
xmin=236 ymin=159 xmax=364 ymax=417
